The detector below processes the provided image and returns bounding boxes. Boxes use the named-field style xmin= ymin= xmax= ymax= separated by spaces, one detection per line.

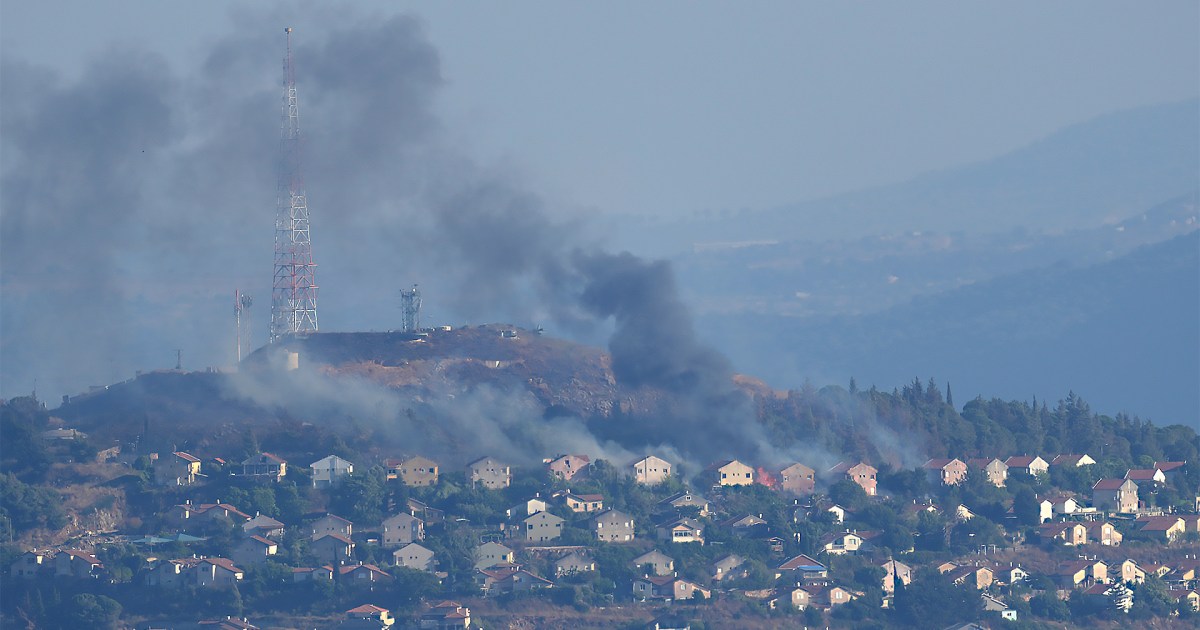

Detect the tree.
xmin=1012 ymin=487 xmax=1040 ymax=527
xmin=66 ymin=594 xmax=122 ymax=629
xmin=892 ymin=569 xmax=978 ymax=627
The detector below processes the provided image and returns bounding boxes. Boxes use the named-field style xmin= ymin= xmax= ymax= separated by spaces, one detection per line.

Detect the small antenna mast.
xmin=235 ymin=290 xmax=254 ymax=362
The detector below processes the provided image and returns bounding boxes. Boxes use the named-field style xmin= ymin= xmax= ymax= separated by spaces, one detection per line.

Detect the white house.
xmin=310 ymin=455 xmax=354 ymax=488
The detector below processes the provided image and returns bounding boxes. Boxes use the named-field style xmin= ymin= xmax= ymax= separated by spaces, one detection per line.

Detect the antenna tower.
xmin=270 ymin=27 xmax=319 ymax=343
xmin=235 ymin=290 xmax=253 ymax=362
xmin=400 ymin=284 xmax=421 ymax=333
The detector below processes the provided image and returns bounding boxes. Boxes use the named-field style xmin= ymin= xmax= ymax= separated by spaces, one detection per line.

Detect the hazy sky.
xmin=1 ymin=1 xmax=1197 ymax=402
xmin=4 ymin=1 xmax=1197 ymax=220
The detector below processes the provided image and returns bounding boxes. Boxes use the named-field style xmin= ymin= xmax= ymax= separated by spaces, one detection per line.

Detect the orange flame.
xmin=756 ymin=467 xmax=778 ymax=489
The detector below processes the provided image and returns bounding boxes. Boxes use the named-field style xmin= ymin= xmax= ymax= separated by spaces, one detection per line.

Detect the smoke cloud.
xmin=2 ymin=8 xmax=781 ymax=467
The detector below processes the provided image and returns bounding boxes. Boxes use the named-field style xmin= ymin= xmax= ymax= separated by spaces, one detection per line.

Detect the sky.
xmin=1 ymin=1 xmax=1197 ymax=402
xmin=4 ymin=2 xmax=1197 ymax=220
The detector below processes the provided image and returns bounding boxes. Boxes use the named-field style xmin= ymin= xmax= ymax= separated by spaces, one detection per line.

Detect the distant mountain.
xmin=700 ymin=231 xmax=1200 ymax=425
xmin=611 ymin=99 xmax=1199 ymax=256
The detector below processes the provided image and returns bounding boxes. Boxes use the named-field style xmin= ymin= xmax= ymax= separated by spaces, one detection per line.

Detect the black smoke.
xmin=1 ymin=8 xmax=766 ymax=465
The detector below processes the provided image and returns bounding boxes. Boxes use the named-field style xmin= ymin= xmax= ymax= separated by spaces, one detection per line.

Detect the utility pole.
xmin=270 ymin=26 xmax=319 ymax=342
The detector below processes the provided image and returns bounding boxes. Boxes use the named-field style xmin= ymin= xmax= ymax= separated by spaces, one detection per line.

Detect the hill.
xmin=702 ymin=231 xmax=1200 ymax=424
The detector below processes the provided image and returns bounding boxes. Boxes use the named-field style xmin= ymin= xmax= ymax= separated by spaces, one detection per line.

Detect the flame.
xmin=756 ymin=467 xmax=778 ymax=489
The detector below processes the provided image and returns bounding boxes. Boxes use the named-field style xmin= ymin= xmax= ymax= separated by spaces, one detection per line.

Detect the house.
xmin=291 ymin=564 xmax=335 ymax=583
xmin=393 ymin=543 xmax=436 ymax=572
xmin=1137 ymin=515 xmax=1186 ymax=541
xmin=467 ymin=457 xmax=511 ymax=489
xmin=1053 ymin=559 xmax=1107 ymax=589
xmin=778 ymin=462 xmax=816 ymax=495
xmin=1169 ymin=589 xmax=1200 ymax=613
xmin=966 ymin=458 xmax=1008 ymax=487
xmin=1082 ymin=582 xmax=1133 ymax=613
xmin=396 ymin=455 xmax=439 ymax=486
xmin=880 ymin=559 xmax=912 ymax=594
xmin=524 ymin=511 xmax=565 ymax=542
xmin=1153 ymin=461 xmax=1187 ymax=482
xmin=154 ymin=451 xmax=202 ymax=486
xmin=477 ymin=565 xmax=554 ymax=595
xmin=828 ymin=462 xmax=877 ymax=496
xmin=381 ymin=513 xmax=425 ymax=548
xmin=631 ymin=455 xmax=673 ymax=485
xmin=147 ymin=557 xmax=201 ymax=588
xmin=311 ymin=533 xmax=355 ymax=564
xmin=545 ymin=454 xmax=590 ymax=481
xmin=954 ymin=504 xmax=976 ymax=521
xmin=242 ymin=514 xmax=285 ymax=539
xmin=825 ymin=504 xmax=847 ymax=523
xmin=631 ymin=549 xmax=675 ymax=576
xmin=945 ymin=565 xmax=994 ymax=590
xmin=164 ymin=502 xmax=252 ymax=530
xmin=474 ymin=542 xmax=515 ymax=570
xmin=1037 ymin=522 xmax=1088 ymax=546
xmin=1093 ymin=478 xmax=1139 ymax=514
xmin=804 ymin=585 xmax=859 ymax=610
xmin=819 ymin=531 xmax=867 ymax=555
xmin=923 ymin=458 xmax=968 ymax=486
xmin=340 ymin=563 xmax=394 ymax=584
xmin=1004 ymin=455 xmax=1049 ymax=477
xmin=593 ymin=509 xmax=636 ymax=543
xmin=54 ymin=550 xmax=103 ymax=579
xmin=10 ymin=551 xmax=45 ymax=579
xmin=990 ymin=563 xmax=1028 ymax=586
xmin=776 ymin=554 xmax=827 ymax=581
xmin=556 ymin=490 xmax=604 ymax=513
xmin=231 ymin=535 xmax=278 ymax=566
xmin=1050 ymin=454 xmax=1096 ymax=468
xmin=310 ymin=455 xmax=354 ymax=487
xmin=703 ymin=460 xmax=754 ymax=487
xmin=656 ymin=517 xmax=704 ymax=544
xmin=657 ymin=491 xmax=710 ymax=517
xmin=554 ymin=552 xmax=595 ymax=576
xmin=1117 ymin=559 xmax=1146 ymax=584
xmin=311 ymin=514 xmax=353 ymax=540
xmin=1085 ymin=522 xmax=1122 ymax=546
xmin=193 ymin=558 xmax=245 ymax=588
xmin=725 ymin=513 xmax=768 ymax=536
xmin=239 ymin=452 xmax=287 ymax=481
xmin=196 ymin=617 xmax=259 ymax=630
xmin=507 ymin=497 xmax=548 ymax=520
xmin=1050 ymin=495 xmax=1080 ymax=516
xmin=1125 ymin=468 xmax=1167 ymax=485
xmin=419 ymin=601 xmax=471 ymax=629
xmin=344 ymin=604 xmax=394 ymax=629
xmin=633 ymin=575 xmax=710 ymax=601
xmin=710 ymin=554 xmax=746 ymax=581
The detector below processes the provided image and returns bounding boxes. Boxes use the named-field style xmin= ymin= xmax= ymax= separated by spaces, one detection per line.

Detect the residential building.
xmin=382 ymin=513 xmax=425 ymax=548
xmin=704 ymin=460 xmax=754 ymax=487
xmin=239 ymin=453 xmax=287 ymax=481
xmin=1004 ymin=455 xmax=1049 ymax=478
xmin=945 ymin=565 xmax=994 ymax=590
xmin=508 ymin=497 xmax=548 ymax=519
xmin=657 ymin=491 xmax=710 ymax=517
xmin=828 ymin=462 xmax=878 ymax=496
xmin=193 ymin=558 xmax=245 ymax=588
xmin=1085 ymin=522 xmax=1122 ymax=546
xmin=164 ymin=502 xmax=252 ymax=530
xmin=395 ymin=456 xmax=439 ymax=487
xmin=1037 ymin=522 xmax=1088 ymax=546
xmin=966 ymin=458 xmax=1008 ymax=487
xmin=778 ymin=462 xmax=816 ymax=495
xmin=344 ymin=604 xmax=394 ymax=629
xmin=656 ymin=517 xmax=704 ymax=544
xmin=631 ymin=455 xmax=673 ymax=485
xmin=633 ymin=575 xmax=710 ymax=601
xmin=311 ymin=533 xmax=355 ymax=564
xmin=710 ymin=554 xmax=746 ymax=581
xmin=468 ymin=457 xmax=511 ymax=490
xmin=419 ymin=601 xmax=471 ymax=629
xmin=631 ymin=549 xmax=675 ymax=576
xmin=776 ymin=554 xmax=827 ymax=581
xmin=340 ymin=563 xmax=394 ymax=584
xmin=1082 ymin=582 xmax=1133 ymax=613
xmin=1050 ymin=454 xmax=1096 ymax=468
xmin=1125 ymin=468 xmax=1167 ymax=485
xmin=393 ymin=543 xmax=436 ymax=572
xmin=242 ymin=514 xmax=285 ymax=539
xmin=556 ymin=490 xmax=604 ymax=513
xmin=554 ymin=552 xmax=595 ymax=577
xmin=1153 ymin=461 xmax=1187 ymax=482
xmin=594 ymin=509 xmax=636 ymax=543
xmin=310 ymin=455 xmax=354 ymax=487
xmin=55 ymin=550 xmax=103 ymax=579
xmin=1137 ymin=515 xmax=1186 ymax=541
xmin=923 ymin=458 xmax=968 ymax=486
xmin=524 ymin=511 xmax=565 ymax=542
xmin=1117 ymin=559 xmax=1146 ymax=584
xmin=154 ymin=451 xmax=201 ymax=486
xmin=1093 ymin=478 xmax=1139 ymax=513
xmin=546 ymin=454 xmax=591 ymax=481
xmin=474 ymin=542 xmax=515 ymax=570
xmin=819 ymin=531 xmax=867 ymax=555
xmin=10 ymin=551 xmax=45 ymax=579
xmin=311 ymin=514 xmax=353 ymax=540
xmin=231 ymin=535 xmax=278 ymax=566
xmin=881 ymin=559 xmax=912 ymax=594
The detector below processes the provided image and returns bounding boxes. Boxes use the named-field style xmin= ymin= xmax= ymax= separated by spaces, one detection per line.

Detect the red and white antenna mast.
xmin=270 ymin=26 xmax=319 ymax=343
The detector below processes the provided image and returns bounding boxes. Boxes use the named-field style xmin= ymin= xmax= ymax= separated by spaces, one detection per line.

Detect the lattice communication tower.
xmin=400 ymin=285 xmax=421 ymax=333
xmin=270 ymin=27 xmax=319 ymax=343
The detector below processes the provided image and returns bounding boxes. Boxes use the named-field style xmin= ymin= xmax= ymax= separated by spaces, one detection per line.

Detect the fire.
xmin=756 ymin=467 xmax=778 ymax=489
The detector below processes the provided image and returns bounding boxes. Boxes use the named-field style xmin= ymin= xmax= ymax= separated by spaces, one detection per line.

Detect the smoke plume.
xmin=2 ymin=8 xmax=773 ymax=466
